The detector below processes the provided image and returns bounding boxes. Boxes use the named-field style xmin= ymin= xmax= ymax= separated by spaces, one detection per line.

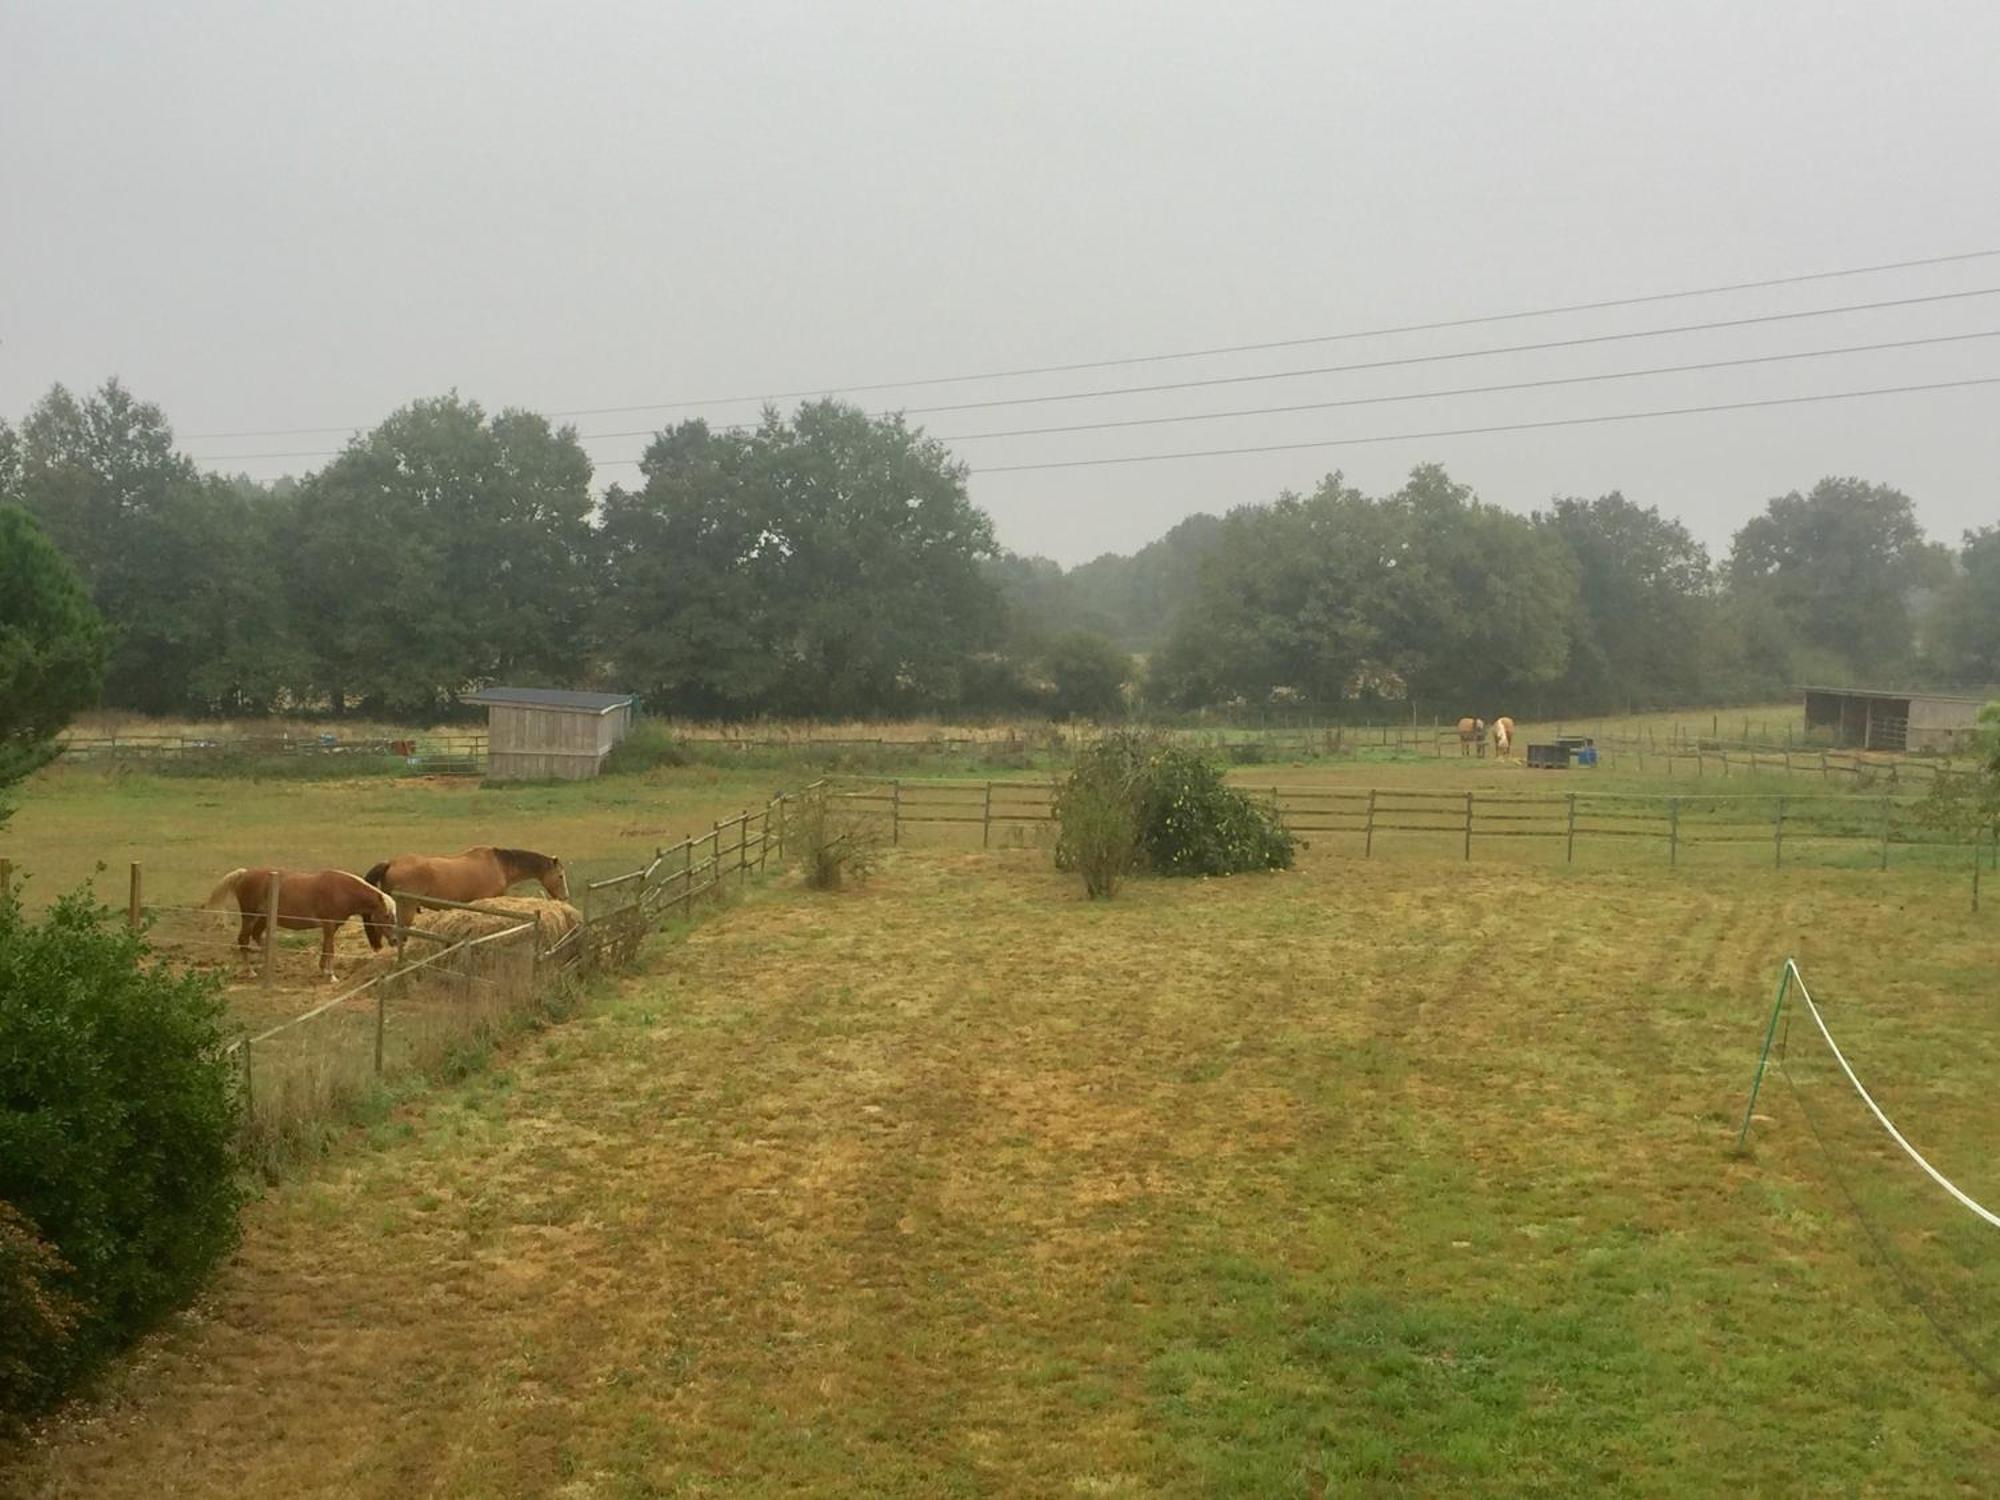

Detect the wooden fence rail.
xmin=823 ymin=776 xmax=1996 ymax=894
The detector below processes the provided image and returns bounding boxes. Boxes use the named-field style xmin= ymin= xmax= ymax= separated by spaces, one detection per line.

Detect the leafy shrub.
xmin=794 ymin=788 xmax=884 ymax=891
xmin=0 ymin=885 xmax=244 ymax=1415
xmin=1054 ymin=733 xmax=1294 ymax=895
xmin=602 ymin=720 xmax=692 ymax=774
xmin=1052 ymin=739 xmax=1145 ymax=898
xmin=1134 ymin=747 xmax=1295 ymax=876
xmin=0 ymin=1201 xmax=79 ymax=1419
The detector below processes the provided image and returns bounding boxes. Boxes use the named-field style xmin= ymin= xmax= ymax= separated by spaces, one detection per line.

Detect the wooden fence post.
xmin=775 ymin=795 xmax=787 ymax=861
xmin=739 ymin=810 xmax=750 ymax=887
xmin=374 ymin=984 xmax=387 ymax=1075
xmin=128 ymin=861 xmax=143 ymax=933
xmin=1879 ymin=798 xmax=1892 ymax=870
xmin=982 ymin=782 xmax=994 ymax=849
xmin=892 ymin=780 xmax=902 ymax=845
xmin=1364 ymin=789 xmax=1377 ymax=857
xmin=261 ymin=871 xmax=280 ymax=989
xmin=1972 ymin=838 xmax=1982 ymax=914
xmin=1463 ymin=792 xmax=1474 ymax=861
xmin=1669 ymin=797 xmax=1680 ymax=867
xmin=1565 ymin=793 xmax=1576 ymax=864
xmin=1774 ymin=796 xmax=1785 ymax=869
xmin=0 ymin=857 xmax=11 ymax=896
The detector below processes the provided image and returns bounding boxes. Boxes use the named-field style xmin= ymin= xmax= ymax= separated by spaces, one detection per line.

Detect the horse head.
xmin=361 ymin=889 xmax=398 ymax=951
xmin=539 ymin=857 xmax=570 ymax=903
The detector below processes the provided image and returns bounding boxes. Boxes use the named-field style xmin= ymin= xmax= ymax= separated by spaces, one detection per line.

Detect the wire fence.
xmin=57 ymin=731 xmax=488 ymax=774
xmin=0 ymin=784 xmax=819 ymax=1173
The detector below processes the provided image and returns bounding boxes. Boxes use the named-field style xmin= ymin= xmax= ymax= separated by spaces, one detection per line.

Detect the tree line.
xmin=3 ymin=377 xmax=1995 ymax=727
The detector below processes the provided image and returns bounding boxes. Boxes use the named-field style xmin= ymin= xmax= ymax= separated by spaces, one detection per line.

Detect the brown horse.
xmin=1456 ymin=716 xmax=1487 ymax=758
xmin=364 ymin=846 xmax=568 ymax=929
xmin=204 ymin=867 xmax=397 ymax=976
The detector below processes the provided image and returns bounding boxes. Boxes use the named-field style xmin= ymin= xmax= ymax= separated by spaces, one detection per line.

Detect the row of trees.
xmin=4 ymin=378 xmax=1993 ymax=723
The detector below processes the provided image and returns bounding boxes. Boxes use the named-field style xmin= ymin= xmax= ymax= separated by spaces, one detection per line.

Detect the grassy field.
xmin=5 ymin=844 xmax=1994 ymax=1497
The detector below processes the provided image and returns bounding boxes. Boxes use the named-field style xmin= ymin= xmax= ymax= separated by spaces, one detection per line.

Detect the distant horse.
xmin=204 ymin=867 xmax=397 ymax=977
xmin=365 ymin=845 xmax=569 ymax=929
xmin=1456 ymin=716 xmax=1487 ymax=758
xmin=1491 ymin=716 xmax=1516 ymax=759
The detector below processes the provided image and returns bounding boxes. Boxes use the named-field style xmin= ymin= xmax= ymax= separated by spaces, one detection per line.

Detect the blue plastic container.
xmin=1575 ymin=746 xmax=1599 ymax=767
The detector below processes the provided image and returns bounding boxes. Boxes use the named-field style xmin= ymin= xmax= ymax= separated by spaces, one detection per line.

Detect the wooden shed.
xmin=1801 ymin=686 xmax=1985 ymax=754
xmin=466 ymin=687 xmax=636 ymax=780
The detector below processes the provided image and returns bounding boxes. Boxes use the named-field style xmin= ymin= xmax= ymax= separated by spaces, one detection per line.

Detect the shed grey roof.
xmin=465 ymin=687 xmax=636 ymax=714
xmin=1801 ymin=685 xmax=1989 ymax=705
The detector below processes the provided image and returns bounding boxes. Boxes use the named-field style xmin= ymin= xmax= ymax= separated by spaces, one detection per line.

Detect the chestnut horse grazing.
xmin=204 ymin=867 xmax=397 ymax=976
xmin=1456 ymin=716 xmax=1486 ymax=757
xmin=364 ymin=846 xmax=568 ymax=929
xmin=1491 ymin=716 xmax=1516 ymax=759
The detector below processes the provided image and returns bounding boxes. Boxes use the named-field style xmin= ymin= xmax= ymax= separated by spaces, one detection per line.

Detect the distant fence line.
xmin=825 ymin=777 xmax=1996 ymax=896
xmin=58 ymin=731 xmax=489 ymax=774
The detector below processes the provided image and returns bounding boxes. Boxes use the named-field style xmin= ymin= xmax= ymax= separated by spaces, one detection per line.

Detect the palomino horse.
xmin=365 ymin=846 xmax=569 ymax=929
xmin=204 ymin=867 xmax=397 ymax=976
xmin=1491 ymin=716 xmax=1516 ymax=759
xmin=1456 ymin=716 xmax=1487 ymax=757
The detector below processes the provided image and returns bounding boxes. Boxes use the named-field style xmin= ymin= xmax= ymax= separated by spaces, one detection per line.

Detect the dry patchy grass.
xmin=5 ymin=849 xmax=1996 ymax=1496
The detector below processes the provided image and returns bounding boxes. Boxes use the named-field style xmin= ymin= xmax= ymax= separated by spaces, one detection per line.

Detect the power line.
xmin=895 ymin=287 xmax=2000 ymax=417
xmin=931 ymin=329 xmax=2000 ymax=443
xmin=179 ymin=247 xmax=2000 ymax=439
xmin=968 ymin=375 xmax=2000 ymax=473
xmin=187 ymin=293 xmax=2000 ymax=462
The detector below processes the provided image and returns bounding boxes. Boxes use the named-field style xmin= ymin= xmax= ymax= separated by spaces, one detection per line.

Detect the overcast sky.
xmin=5 ymin=0 xmax=1998 ymax=565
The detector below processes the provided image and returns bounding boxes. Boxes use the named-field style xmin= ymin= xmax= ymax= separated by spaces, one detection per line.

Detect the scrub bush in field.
xmin=1056 ymin=732 xmax=1294 ymax=896
xmin=796 ymin=789 xmax=884 ymax=891
xmin=0 ymin=884 xmax=243 ymax=1416
xmin=1052 ymin=737 xmax=1146 ymax=898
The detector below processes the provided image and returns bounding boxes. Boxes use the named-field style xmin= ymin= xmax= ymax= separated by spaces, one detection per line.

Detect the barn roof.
xmin=1800 ymin=685 xmax=1988 ymax=705
xmin=465 ymin=687 xmax=636 ymax=714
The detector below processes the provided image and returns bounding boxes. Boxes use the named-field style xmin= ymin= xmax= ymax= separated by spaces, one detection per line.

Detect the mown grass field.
xmin=4 ymin=843 xmax=1994 ymax=1497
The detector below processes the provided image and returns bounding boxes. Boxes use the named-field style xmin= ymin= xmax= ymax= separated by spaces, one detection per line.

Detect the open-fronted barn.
xmin=1801 ymin=686 xmax=1986 ymax=753
xmin=466 ymin=687 xmax=636 ymax=780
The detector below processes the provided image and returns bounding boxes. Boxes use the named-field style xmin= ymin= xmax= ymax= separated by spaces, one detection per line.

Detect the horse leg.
xmin=237 ymin=911 xmax=260 ymax=958
xmin=319 ymin=922 xmax=339 ymax=979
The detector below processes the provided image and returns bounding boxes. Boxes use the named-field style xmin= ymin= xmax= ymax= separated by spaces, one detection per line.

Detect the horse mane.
xmin=493 ymin=847 xmax=556 ymax=874
xmin=332 ymin=869 xmax=393 ymax=909
xmin=364 ymin=861 xmax=391 ymax=889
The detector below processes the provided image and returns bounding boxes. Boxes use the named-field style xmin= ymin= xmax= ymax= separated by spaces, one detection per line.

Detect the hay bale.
xmin=409 ymin=895 xmax=581 ymax=947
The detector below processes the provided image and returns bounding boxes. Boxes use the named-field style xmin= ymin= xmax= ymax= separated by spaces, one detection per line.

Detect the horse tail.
xmin=364 ymin=861 xmax=392 ymax=890
xmin=204 ymin=868 xmax=249 ymax=912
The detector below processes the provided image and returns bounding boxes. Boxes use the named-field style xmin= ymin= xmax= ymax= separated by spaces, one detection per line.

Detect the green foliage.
xmin=1927 ymin=527 xmax=2000 ymax=684
xmin=1042 ymin=631 xmax=1131 ymax=720
xmin=1133 ymin=745 xmax=1295 ymax=877
xmin=601 ymin=720 xmax=694 ymax=774
xmin=0 ymin=885 xmax=244 ymax=1414
xmin=1726 ymin=477 xmax=1935 ymax=682
xmin=795 ymin=789 xmax=884 ymax=891
xmin=287 ymin=396 xmax=596 ymax=716
xmin=1917 ymin=702 xmax=2000 ymax=841
xmin=1056 ymin=733 xmax=1294 ymax=896
xmin=599 ymin=402 xmax=1002 ymax=717
xmin=1150 ymin=466 xmax=1579 ymax=713
xmin=1052 ymin=737 xmax=1147 ymax=898
xmin=0 ymin=1200 xmax=80 ymax=1420
xmin=0 ymin=506 xmax=106 ymax=809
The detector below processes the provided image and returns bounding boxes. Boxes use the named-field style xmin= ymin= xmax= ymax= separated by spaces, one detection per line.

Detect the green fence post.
xmin=1736 ymin=961 xmax=1794 ymax=1150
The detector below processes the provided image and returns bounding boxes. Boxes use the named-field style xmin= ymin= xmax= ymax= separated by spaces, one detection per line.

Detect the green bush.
xmin=1052 ymin=739 xmax=1146 ymax=898
xmin=0 ymin=885 xmax=243 ymax=1415
xmin=602 ymin=720 xmax=693 ymax=774
xmin=1055 ymin=733 xmax=1294 ymax=895
xmin=795 ymin=789 xmax=884 ymax=891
